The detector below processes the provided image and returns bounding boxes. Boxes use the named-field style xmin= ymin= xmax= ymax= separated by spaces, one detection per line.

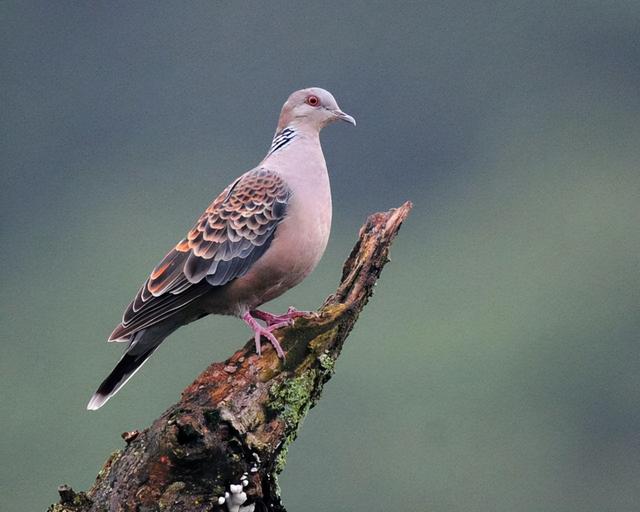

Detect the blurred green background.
xmin=2 ymin=2 xmax=640 ymax=511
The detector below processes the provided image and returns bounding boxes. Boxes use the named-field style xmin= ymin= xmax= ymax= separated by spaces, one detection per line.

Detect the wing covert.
xmin=109 ymin=168 xmax=291 ymax=341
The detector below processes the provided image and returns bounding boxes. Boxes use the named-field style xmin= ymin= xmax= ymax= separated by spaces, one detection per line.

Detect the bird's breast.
xmin=215 ymin=160 xmax=332 ymax=315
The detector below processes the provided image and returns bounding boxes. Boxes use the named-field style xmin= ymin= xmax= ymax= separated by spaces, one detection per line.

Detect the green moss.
xmin=267 ymin=372 xmax=317 ymax=485
xmin=266 ymin=316 xmax=344 ymax=497
xmin=273 ymin=442 xmax=290 ymax=475
xmin=318 ymin=353 xmax=335 ymax=372
xmin=268 ymin=373 xmax=315 ymax=431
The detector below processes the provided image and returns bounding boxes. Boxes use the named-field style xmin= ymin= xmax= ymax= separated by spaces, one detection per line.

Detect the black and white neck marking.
xmin=267 ymin=127 xmax=297 ymax=156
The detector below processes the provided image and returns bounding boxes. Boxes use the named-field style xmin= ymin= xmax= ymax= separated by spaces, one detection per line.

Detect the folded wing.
xmin=109 ymin=168 xmax=291 ymax=341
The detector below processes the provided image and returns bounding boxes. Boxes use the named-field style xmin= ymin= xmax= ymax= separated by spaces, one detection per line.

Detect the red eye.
xmin=306 ymin=95 xmax=320 ymax=107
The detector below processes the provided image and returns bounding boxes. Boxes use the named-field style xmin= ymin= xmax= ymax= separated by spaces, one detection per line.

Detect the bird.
xmin=87 ymin=87 xmax=355 ymax=410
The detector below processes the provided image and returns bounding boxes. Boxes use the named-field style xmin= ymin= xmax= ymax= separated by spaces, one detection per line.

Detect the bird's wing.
xmin=109 ymin=168 xmax=292 ymax=341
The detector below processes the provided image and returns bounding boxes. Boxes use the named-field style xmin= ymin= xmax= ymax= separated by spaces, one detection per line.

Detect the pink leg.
xmin=251 ymin=307 xmax=313 ymax=327
xmin=242 ymin=311 xmax=287 ymax=359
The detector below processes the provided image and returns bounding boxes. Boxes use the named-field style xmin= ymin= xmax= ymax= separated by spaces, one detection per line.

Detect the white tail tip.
xmin=86 ymin=393 xmax=108 ymax=411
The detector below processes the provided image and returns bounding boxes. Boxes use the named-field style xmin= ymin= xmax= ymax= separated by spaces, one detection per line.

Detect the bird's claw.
xmin=243 ymin=307 xmax=319 ymax=358
xmin=251 ymin=307 xmax=314 ymax=327
xmin=242 ymin=312 xmax=287 ymax=358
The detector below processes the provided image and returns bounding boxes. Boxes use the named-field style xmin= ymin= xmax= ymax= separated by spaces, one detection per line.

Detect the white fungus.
xmin=223 ymin=482 xmax=251 ymax=512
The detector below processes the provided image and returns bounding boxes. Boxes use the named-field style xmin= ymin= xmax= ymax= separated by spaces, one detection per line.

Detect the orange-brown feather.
xmin=109 ymin=168 xmax=291 ymax=342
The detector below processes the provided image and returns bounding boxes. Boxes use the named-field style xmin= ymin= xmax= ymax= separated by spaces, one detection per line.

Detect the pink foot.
xmin=251 ymin=307 xmax=312 ymax=327
xmin=242 ymin=311 xmax=288 ymax=358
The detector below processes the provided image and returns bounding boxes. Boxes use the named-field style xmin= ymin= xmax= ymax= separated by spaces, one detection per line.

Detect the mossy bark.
xmin=50 ymin=202 xmax=412 ymax=512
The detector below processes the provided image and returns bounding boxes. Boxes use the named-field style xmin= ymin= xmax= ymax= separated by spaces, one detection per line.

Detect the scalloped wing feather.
xmin=109 ymin=168 xmax=291 ymax=341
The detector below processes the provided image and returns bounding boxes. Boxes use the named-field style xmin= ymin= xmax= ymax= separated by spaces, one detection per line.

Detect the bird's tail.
xmin=87 ymin=329 xmax=163 ymax=410
xmin=86 ymin=348 xmax=156 ymax=410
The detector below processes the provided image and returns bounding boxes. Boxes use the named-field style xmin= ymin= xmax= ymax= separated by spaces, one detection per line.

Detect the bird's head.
xmin=277 ymin=87 xmax=356 ymax=132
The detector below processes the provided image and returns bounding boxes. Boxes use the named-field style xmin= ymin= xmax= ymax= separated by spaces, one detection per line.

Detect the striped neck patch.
xmin=267 ymin=127 xmax=297 ymax=155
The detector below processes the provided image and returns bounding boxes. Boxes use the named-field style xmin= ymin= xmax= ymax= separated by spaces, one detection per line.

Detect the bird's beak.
xmin=333 ymin=109 xmax=356 ymax=126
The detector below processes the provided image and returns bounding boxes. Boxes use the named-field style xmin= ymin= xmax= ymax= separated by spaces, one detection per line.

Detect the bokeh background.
xmin=2 ymin=2 xmax=640 ymax=511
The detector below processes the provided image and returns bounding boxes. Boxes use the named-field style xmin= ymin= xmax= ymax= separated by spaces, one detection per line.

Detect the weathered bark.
xmin=50 ymin=202 xmax=412 ymax=512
